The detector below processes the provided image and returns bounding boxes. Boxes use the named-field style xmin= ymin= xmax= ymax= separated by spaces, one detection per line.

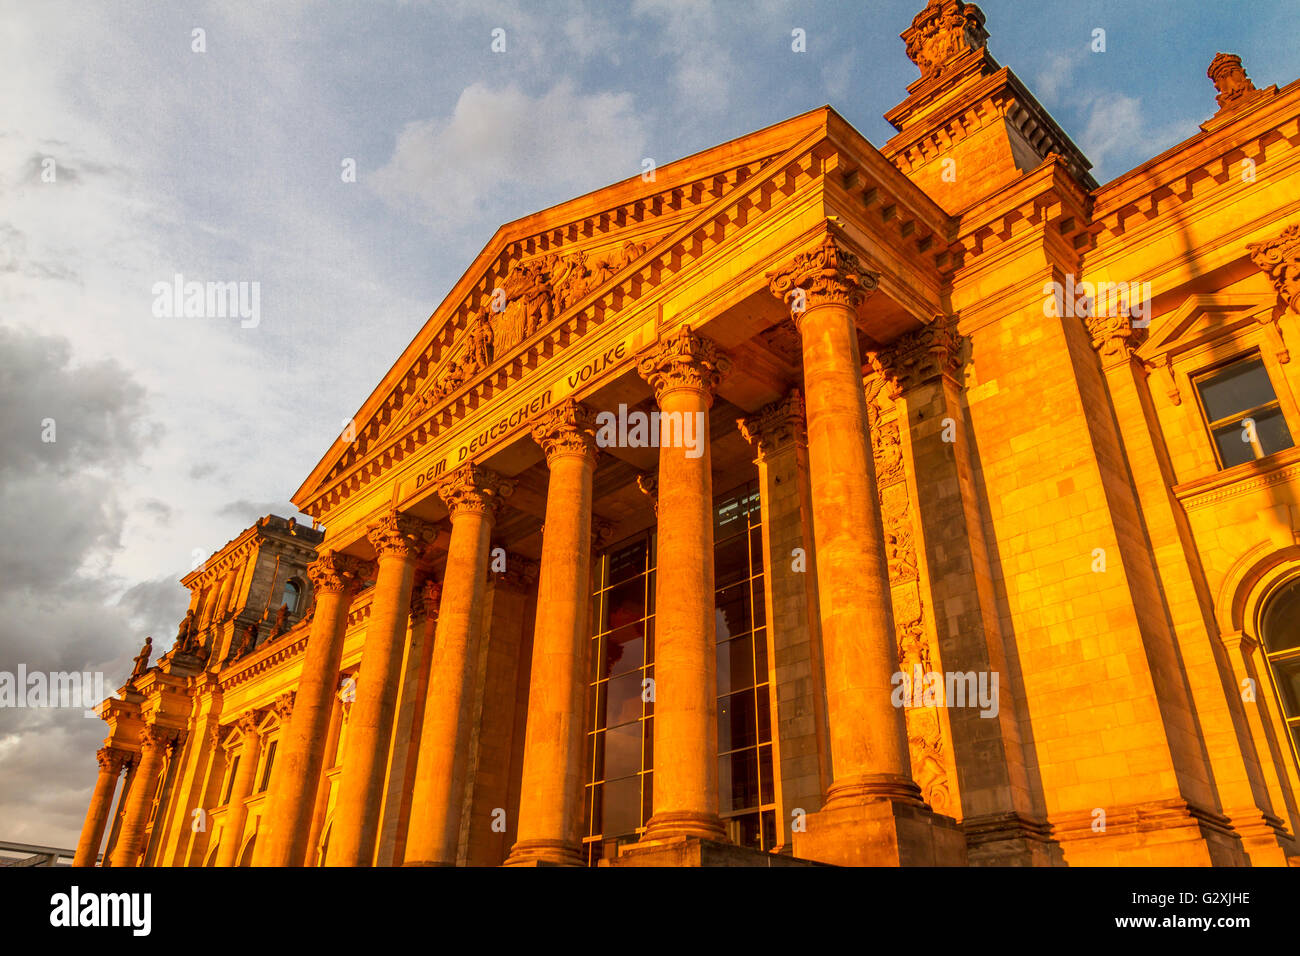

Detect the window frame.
xmin=1191 ymin=350 xmax=1294 ymax=469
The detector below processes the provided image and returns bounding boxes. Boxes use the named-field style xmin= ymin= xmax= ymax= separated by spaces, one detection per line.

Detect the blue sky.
xmin=1 ymin=0 xmax=1295 ymax=846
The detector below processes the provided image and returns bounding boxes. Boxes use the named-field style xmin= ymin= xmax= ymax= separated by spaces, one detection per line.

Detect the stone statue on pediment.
xmin=130 ymin=637 xmax=153 ymax=679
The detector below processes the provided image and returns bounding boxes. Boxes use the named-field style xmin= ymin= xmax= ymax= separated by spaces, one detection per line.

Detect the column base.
xmin=640 ymin=810 xmax=728 ymax=843
xmin=961 ymin=811 xmax=1064 ymax=867
xmin=792 ymin=796 xmax=969 ymax=867
xmin=1049 ymin=798 xmax=1248 ymax=866
xmin=502 ymin=839 xmax=583 ymax=867
xmin=603 ymin=835 xmax=827 ymax=867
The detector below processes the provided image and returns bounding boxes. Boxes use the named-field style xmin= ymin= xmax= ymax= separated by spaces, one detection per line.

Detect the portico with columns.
xmin=76 ymin=0 xmax=1300 ymax=868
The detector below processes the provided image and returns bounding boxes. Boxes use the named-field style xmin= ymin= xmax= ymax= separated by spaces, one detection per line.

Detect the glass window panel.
xmin=719 ymin=748 xmax=760 ymax=812
xmin=604 ymin=721 xmax=641 ymax=780
xmin=757 ymin=691 xmax=772 ymax=744
xmin=642 ymin=717 xmax=654 ymax=772
xmin=608 ymin=540 xmax=647 ymax=586
xmin=1197 ymin=356 xmax=1276 ymax=422
xmin=642 ymin=772 xmax=654 ymax=826
xmin=759 ymin=743 xmax=774 ymax=804
xmin=606 ymin=672 xmax=643 ymax=727
xmin=750 ymin=525 xmax=763 ymax=564
xmin=715 ymin=581 xmax=752 ymax=642
xmin=753 ymin=627 xmax=769 ymax=684
xmin=606 ymin=578 xmax=647 ymax=630
xmin=718 ymin=690 xmax=758 ymax=752
xmin=751 ymin=576 xmax=766 ymax=630
xmin=586 ymin=784 xmax=601 ymax=837
xmin=588 ymin=681 xmax=607 ymax=731
xmin=716 ymin=634 xmax=756 ymax=695
xmin=1271 ymin=656 xmax=1300 ymax=719
xmin=607 ymin=622 xmax=646 ymax=676
xmin=726 ymin=811 xmax=762 ymax=849
xmin=761 ymin=810 xmax=777 ymax=851
xmin=589 ymin=730 xmax=605 ymax=782
xmin=602 ymin=776 xmax=641 ymax=838
xmin=589 ymin=636 xmax=604 ymax=683
xmin=584 ymin=730 xmax=596 ymax=778
xmin=714 ymin=532 xmax=750 ymax=588
xmin=643 ymin=664 xmax=654 ymax=718
xmin=1263 ymin=580 xmax=1300 ymax=654
xmin=258 ymin=740 xmax=278 ymax=792
xmin=1254 ymin=406 xmax=1295 ymax=456
xmin=1212 ymin=422 xmax=1257 ymax=468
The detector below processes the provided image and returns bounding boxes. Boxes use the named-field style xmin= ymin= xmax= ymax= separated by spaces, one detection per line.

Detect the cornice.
xmin=1174 ymin=446 xmax=1300 ymax=511
xmin=884 ymin=63 xmax=1096 ymax=192
xmin=1089 ymin=81 xmax=1300 ymax=247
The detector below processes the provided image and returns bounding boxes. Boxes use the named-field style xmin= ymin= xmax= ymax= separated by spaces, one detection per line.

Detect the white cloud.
xmin=369 ymin=81 xmax=648 ymax=228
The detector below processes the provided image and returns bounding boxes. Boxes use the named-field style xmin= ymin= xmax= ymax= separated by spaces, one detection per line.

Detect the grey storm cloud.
xmin=0 ymin=324 xmax=164 ymax=846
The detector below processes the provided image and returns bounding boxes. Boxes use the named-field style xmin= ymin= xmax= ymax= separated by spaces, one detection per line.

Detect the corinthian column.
xmin=260 ymin=550 xmax=367 ymax=867
xmin=767 ymin=231 xmax=965 ymax=865
xmin=636 ymin=327 xmax=731 ymax=844
xmin=74 ymin=748 xmax=126 ymax=866
xmin=216 ymin=714 xmax=262 ymax=867
xmin=109 ymin=726 xmax=173 ymax=868
xmin=328 ymin=511 xmax=432 ymax=867
xmin=404 ymin=464 xmax=512 ymax=865
xmin=505 ymin=401 xmax=600 ymax=866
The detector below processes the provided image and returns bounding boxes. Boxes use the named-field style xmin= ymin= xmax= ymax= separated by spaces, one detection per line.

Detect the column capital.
xmin=138 ymin=724 xmax=176 ymax=755
xmin=531 ymin=399 xmax=600 ymax=466
xmin=272 ymin=691 xmax=296 ymax=722
xmin=1247 ymin=223 xmax=1300 ymax=313
xmin=636 ymin=326 xmax=731 ymax=405
xmin=95 ymin=746 xmax=126 ymax=775
xmin=434 ymin=463 xmax=514 ymax=521
xmin=635 ymin=472 xmax=659 ymax=515
xmin=737 ymin=389 xmax=806 ymax=462
xmin=494 ymin=553 xmax=540 ymax=593
xmin=236 ymin=712 xmax=261 ymax=738
xmin=766 ymin=232 xmax=880 ymax=320
xmin=1084 ymin=313 xmax=1148 ymax=365
xmin=366 ymin=510 xmax=436 ymax=560
xmin=867 ymin=319 xmax=965 ymax=399
xmin=411 ymin=579 xmax=442 ymax=623
xmin=306 ymin=550 xmax=370 ymax=594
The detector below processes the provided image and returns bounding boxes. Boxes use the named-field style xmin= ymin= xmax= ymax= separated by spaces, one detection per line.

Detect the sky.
xmin=1 ymin=0 xmax=1296 ymax=849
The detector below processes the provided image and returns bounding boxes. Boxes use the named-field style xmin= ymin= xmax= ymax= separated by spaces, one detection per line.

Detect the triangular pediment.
xmin=292 ymin=108 xmax=837 ymax=515
xmin=1136 ymin=293 xmax=1275 ymax=365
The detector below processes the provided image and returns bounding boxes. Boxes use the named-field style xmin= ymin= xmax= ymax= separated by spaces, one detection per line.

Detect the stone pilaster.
xmin=216 ymin=714 xmax=262 ymax=867
xmin=507 ymin=401 xmax=600 ymax=866
xmin=73 ymin=748 xmax=126 ymax=866
xmin=329 ymin=511 xmax=434 ymax=867
xmin=737 ymin=389 xmax=833 ymax=848
xmin=404 ymin=464 xmax=513 ymax=865
xmin=634 ymin=327 xmax=731 ymax=846
xmin=260 ymin=550 xmax=368 ymax=866
xmin=766 ymin=231 xmax=967 ymax=865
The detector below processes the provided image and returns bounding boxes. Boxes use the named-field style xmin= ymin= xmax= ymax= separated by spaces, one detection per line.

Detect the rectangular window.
xmin=258 ymin=739 xmax=278 ymax=792
xmin=1194 ymin=354 xmax=1295 ymax=468
xmin=222 ymin=755 xmax=240 ymax=805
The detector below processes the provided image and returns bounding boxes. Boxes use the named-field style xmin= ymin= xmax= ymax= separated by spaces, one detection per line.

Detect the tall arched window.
xmin=1260 ymin=577 xmax=1300 ymax=759
xmin=280 ymin=580 xmax=301 ymax=614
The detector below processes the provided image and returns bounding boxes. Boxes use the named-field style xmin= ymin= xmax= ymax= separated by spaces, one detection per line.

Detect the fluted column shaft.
xmin=260 ymin=551 xmax=365 ymax=866
xmin=404 ymin=465 xmax=511 ymax=865
xmin=506 ymin=402 xmax=599 ymax=866
xmin=328 ymin=512 xmax=429 ymax=867
xmin=216 ymin=716 xmax=262 ymax=867
xmin=74 ymin=748 xmax=125 ymax=866
xmin=109 ymin=727 xmax=171 ymax=867
xmin=768 ymin=235 xmax=917 ymax=807
xmin=638 ymin=328 xmax=731 ymax=843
